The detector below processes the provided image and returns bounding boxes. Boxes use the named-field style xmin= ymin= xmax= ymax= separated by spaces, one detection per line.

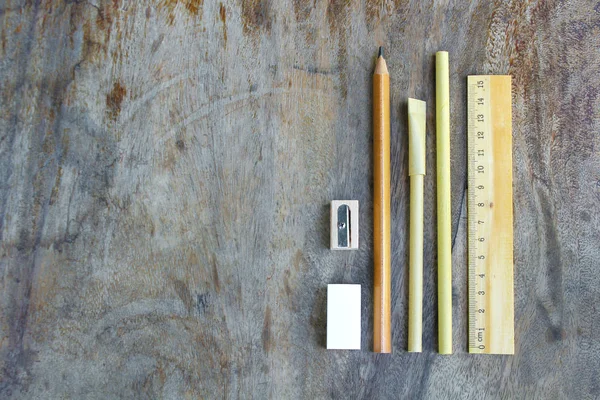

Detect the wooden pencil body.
xmin=373 ymin=61 xmax=391 ymax=354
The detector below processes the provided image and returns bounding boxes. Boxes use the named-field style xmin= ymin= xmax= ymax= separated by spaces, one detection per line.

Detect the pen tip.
xmin=378 ymin=46 xmax=384 ymax=58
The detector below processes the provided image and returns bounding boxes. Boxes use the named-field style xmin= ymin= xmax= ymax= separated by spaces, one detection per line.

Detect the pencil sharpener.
xmin=330 ymin=200 xmax=359 ymax=250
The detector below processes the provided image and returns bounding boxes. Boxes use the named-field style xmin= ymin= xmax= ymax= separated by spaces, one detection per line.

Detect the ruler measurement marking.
xmin=468 ymin=75 xmax=491 ymax=353
xmin=467 ymin=75 xmax=514 ymax=355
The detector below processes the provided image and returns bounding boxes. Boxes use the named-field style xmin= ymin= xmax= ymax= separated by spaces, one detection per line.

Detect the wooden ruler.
xmin=467 ymin=75 xmax=514 ymax=354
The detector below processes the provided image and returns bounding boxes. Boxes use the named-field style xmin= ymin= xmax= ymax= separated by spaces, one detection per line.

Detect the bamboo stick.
xmin=436 ymin=51 xmax=452 ymax=354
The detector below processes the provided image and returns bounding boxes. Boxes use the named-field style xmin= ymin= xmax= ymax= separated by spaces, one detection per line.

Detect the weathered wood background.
xmin=1 ymin=0 xmax=599 ymax=398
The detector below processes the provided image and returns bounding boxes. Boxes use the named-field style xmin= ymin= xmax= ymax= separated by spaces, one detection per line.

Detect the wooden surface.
xmin=1 ymin=0 xmax=599 ymax=398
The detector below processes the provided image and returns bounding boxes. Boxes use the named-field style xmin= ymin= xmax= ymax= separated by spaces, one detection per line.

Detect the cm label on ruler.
xmin=467 ymin=75 xmax=515 ymax=355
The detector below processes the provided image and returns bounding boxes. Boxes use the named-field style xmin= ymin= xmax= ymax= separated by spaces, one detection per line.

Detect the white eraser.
xmin=330 ymin=200 xmax=359 ymax=250
xmin=327 ymin=284 xmax=361 ymax=350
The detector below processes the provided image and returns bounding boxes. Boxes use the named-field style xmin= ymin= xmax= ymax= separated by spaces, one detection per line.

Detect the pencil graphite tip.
xmin=378 ymin=46 xmax=384 ymax=58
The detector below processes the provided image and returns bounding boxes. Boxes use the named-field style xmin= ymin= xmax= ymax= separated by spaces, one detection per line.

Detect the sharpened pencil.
xmin=373 ymin=47 xmax=392 ymax=354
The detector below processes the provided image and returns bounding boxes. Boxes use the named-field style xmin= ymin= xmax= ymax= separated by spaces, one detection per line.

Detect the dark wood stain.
xmin=365 ymin=0 xmax=410 ymax=30
xmin=151 ymin=34 xmax=164 ymax=53
xmin=546 ymin=326 xmax=567 ymax=343
xmin=196 ymin=293 xmax=209 ymax=313
xmin=292 ymin=0 xmax=313 ymax=21
xmin=365 ymin=0 xmax=381 ymax=26
xmin=184 ymin=0 xmax=203 ymax=15
xmin=241 ymin=0 xmax=271 ymax=36
xmin=325 ymin=0 xmax=351 ymax=98
xmin=158 ymin=0 xmax=204 ymax=24
xmin=219 ymin=3 xmax=226 ymax=23
xmin=292 ymin=249 xmax=303 ymax=271
xmin=211 ymin=256 xmax=221 ymax=294
xmin=106 ymin=81 xmax=127 ymax=120
xmin=173 ymin=279 xmax=194 ymax=313
xmin=325 ymin=0 xmax=350 ymax=35
xmin=262 ymin=306 xmax=272 ymax=353
xmin=219 ymin=3 xmax=227 ymax=47
xmin=283 ymin=270 xmax=291 ymax=296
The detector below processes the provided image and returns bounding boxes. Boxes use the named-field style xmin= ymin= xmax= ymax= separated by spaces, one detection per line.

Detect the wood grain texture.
xmin=0 ymin=0 xmax=599 ymax=398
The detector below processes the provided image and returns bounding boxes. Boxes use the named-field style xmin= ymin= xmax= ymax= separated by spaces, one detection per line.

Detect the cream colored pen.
xmin=408 ymin=98 xmax=426 ymax=352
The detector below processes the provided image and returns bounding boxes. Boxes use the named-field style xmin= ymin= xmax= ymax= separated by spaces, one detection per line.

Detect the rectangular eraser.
xmin=327 ymin=284 xmax=361 ymax=350
xmin=330 ymin=200 xmax=359 ymax=250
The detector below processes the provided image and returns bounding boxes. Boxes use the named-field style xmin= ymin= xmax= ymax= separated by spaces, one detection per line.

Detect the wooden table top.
xmin=1 ymin=1 xmax=599 ymax=398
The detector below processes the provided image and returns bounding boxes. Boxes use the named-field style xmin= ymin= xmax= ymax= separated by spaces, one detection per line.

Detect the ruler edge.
xmin=490 ymin=75 xmax=515 ymax=355
xmin=467 ymin=75 xmax=515 ymax=355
